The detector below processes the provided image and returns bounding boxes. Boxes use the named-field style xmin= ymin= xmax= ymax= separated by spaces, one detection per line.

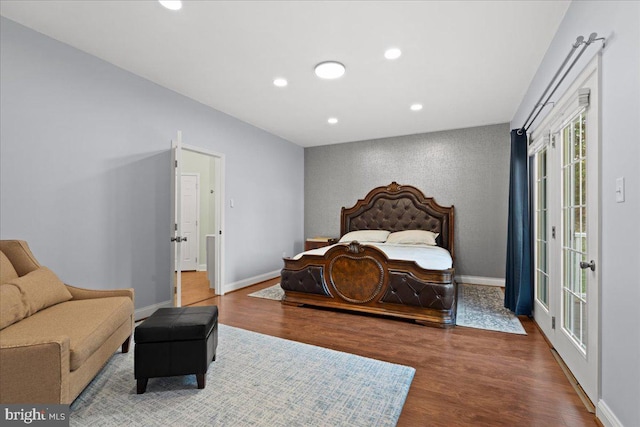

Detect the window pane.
xmin=581 ymin=159 xmax=587 ymax=205
xmin=563 ymin=127 xmax=571 ymax=166
xmin=564 ymin=165 xmax=572 ymax=207
xmin=581 ymin=116 xmax=587 ymax=157
xmin=574 ymin=162 xmax=581 ymax=206
xmin=574 ymin=206 xmax=582 ymax=241
xmin=573 ymin=119 xmax=581 ymax=161
xmin=564 ymin=290 xmax=573 ymax=330
xmin=537 ymin=272 xmax=548 ymax=308
xmin=581 ymin=300 xmax=588 ymax=349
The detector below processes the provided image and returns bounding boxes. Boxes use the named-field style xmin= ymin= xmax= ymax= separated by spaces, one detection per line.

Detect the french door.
xmin=531 ymin=58 xmax=600 ymax=404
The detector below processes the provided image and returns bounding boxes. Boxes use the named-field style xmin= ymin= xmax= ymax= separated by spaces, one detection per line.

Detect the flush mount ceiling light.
xmin=158 ymin=0 xmax=182 ymax=11
xmin=314 ymin=61 xmax=346 ymax=79
xmin=410 ymin=103 xmax=423 ymax=111
xmin=327 ymin=117 xmax=339 ymax=124
xmin=384 ymin=48 xmax=402 ymax=60
xmin=273 ymin=78 xmax=288 ymax=87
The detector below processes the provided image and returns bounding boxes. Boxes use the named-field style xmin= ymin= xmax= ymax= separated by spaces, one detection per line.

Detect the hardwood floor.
xmin=181 ymin=271 xmax=217 ymax=306
xmin=184 ymin=278 xmax=597 ymax=426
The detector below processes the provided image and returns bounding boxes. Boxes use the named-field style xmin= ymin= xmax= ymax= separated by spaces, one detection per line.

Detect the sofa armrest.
xmin=0 ymin=336 xmax=70 ymax=404
xmin=65 ymin=285 xmax=134 ymax=302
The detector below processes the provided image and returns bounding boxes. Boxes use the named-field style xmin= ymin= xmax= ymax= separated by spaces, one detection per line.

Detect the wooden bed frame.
xmin=280 ymin=182 xmax=457 ymax=327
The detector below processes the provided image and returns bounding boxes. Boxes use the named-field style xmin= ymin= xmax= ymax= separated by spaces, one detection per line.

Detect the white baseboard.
xmin=197 ymin=263 xmax=207 ymax=272
xmin=223 ymin=270 xmax=280 ymax=295
xmin=455 ymin=275 xmax=505 ymax=287
xmin=134 ymin=300 xmax=172 ymax=321
xmin=597 ymin=400 xmax=624 ymax=427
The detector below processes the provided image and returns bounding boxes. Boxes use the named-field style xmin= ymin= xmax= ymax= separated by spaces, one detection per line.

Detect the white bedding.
xmin=293 ymin=242 xmax=453 ymax=270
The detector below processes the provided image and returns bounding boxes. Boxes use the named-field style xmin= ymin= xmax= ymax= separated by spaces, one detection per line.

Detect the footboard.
xmin=280 ymin=242 xmax=457 ymax=327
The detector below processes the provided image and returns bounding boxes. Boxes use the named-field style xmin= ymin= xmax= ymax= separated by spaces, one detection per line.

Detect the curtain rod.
xmin=518 ymin=32 xmax=605 ymax=135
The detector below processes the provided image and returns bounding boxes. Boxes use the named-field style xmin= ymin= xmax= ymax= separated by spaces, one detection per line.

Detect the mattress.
xmin=293 ymin=242 xmax=453 ymax=270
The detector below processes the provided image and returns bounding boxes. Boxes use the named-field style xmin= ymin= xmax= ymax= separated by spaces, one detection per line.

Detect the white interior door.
xmin=170 ymin=131 xmax=183 ymax=307
xmin=180 ymin=173 xmax=199 ymax=271
xmin=531 ymin=59 xmax=600 ymax=404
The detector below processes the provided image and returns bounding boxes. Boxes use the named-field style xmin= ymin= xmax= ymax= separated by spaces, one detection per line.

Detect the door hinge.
xmin=219 ymin=230 xmax=222 ymax=235
xmin=552 ymin=316 xmax=556 ymax=329
xmin=175 ymin=160 xmax=178 ymax=167
xmin=551 ymin=226 xmax=556 ymax=239
xmin=175 ymin=223 xmax=178 ymax=231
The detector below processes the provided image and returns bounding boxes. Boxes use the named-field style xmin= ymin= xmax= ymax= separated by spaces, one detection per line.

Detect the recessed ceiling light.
xmin=158 ymin=1 xmax=182 ymax=11
xmin=327 ymin=118 xmax=338 ymax=125
xmin=273 ymin=78 xmax=288 ymax=87
xmin=384 ymin=48 xmax=402 ymax=60
xmin=314 ymin=61 xmax=346 ymax=79
xmin=410 ymin=104 xmax=423 ymax=111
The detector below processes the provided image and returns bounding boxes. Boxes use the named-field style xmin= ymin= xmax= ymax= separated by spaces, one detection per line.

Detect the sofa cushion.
xmin=6 ymin=267 xmax=72 ymax=316
xmin=0 ymin=284 xmax=29 ymax=330
xmin=0 ymin=297 xmax=133 ymax=371
xmin=0 ymin=251 xmax=19 ymax=284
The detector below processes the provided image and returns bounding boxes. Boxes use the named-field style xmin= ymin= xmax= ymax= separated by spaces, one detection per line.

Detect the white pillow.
xmin=386 ymin=230 xmax=439 ymax=246
xmin=339 ymin=230 xmax=390 ymax=243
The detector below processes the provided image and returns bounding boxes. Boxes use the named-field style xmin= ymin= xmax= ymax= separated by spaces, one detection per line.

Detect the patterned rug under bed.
xmin=249 ymin=283 xmax=526 ymax=335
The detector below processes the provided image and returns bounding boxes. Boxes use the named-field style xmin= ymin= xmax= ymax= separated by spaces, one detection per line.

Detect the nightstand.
xmin=304 ymin=237 xmax=338 ymax=251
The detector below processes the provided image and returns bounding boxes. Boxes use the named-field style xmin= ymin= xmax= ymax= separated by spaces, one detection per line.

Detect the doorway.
xmin=171 ymin=131 xmax=226 ymax=306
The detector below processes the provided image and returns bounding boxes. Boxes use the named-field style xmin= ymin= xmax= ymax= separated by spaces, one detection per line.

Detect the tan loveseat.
xmin=0 ymin=240 xmax=134 ymax=404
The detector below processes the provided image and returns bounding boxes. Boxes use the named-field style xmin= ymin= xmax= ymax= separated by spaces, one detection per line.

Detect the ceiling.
xmin=0 ymin=1 xmax=570 ymax=147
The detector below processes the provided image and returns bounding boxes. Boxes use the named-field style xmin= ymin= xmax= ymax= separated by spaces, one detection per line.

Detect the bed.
xmin=280 ymin=182 xmax=457 ymax=327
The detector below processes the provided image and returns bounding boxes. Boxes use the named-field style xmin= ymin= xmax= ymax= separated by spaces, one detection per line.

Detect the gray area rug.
xmin=249 ymin=283 xmax=526 ymax=335
xmin=456 ymin=283 xmax=526 ymax=334
xmin=70 ymin=324 xmax=414 ymax=426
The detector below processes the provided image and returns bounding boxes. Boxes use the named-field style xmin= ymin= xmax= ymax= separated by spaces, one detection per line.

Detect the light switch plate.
xmin=615 ymin=177 xmax=625 ymax=203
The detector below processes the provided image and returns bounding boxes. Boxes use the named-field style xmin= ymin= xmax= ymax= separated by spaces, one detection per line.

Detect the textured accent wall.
xmin=305 ymin=123 xmax=510 ymax=278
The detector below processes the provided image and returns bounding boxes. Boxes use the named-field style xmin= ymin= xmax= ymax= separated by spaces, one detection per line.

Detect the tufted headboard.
xmin=340 ymin=182 xmax=455 ymax=260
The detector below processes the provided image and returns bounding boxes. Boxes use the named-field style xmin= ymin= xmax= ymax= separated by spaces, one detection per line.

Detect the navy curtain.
xmin=504 ymin=129 xmax=533 ymax=315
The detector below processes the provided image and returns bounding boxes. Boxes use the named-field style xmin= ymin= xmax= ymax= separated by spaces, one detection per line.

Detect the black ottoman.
xmin=134 ymin=306 xmax=218 ymax=394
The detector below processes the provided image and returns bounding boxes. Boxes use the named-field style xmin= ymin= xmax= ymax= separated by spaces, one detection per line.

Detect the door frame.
xmin=171 ymin=132 xmax=183 ymax=306
xmin=182 ymin=143 xmax=226 ymax=296
xmin=529 ymin=55 xmax=601 ymax=404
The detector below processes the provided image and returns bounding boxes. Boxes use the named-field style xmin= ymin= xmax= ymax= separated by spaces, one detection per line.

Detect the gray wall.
xmin=305 ymin=123 xmax=510 ymax=278
xmin=0 ymin=18 xmax=304 ymax=310
xmin=511 ymin=2 xmax=640 ymax=425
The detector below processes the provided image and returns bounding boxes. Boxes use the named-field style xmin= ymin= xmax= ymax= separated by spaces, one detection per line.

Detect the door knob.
xmin=171 ymin=236 xmax=186 ymax=243
xmin=579 ymin=260 xmax=596 ymax=271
